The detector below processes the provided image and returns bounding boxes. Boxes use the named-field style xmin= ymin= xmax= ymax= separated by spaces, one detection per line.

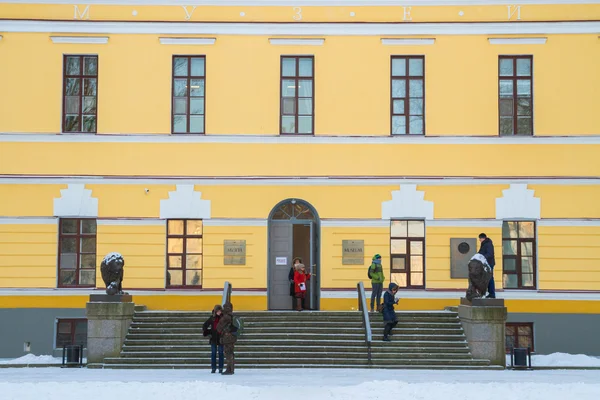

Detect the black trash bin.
xmin=62 ymin=345 xmax=83 ymax=368
xmin=511 ymin=347 xmax=532 ymax=369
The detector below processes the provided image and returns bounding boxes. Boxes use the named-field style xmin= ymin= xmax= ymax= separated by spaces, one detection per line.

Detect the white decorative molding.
xmin=427 ymin=219 xmax=503 ymax=228
xmin=321 ymin=219 xmax=389 ymax=228
xmin=538 ymin=219 xmax=600 ymax=227
xmin=381 ymin=38 xmax=435 ymax=45
xmin=160 ymin=184 xmax=211 ymax=219
xmin=3 ymin=1 xmax=599 ymax=6
xmin=50 ymin=36 xmax=109 ymax=44
xmin=53 ymin=184 xmax=98 ymax=217
xmin=269 ymin=38 xmax=325 ymax=46
xmin=496 ymin=184 xmax=541 ymax=220
xmin=97 ymin=219 xmax=165 ymax=226
xmin=203 ymin=219 xmax=267 ymax=227
xmin=382 ymin=184 xmax=434 ymax=220
xmin=0 ymin=217 xmax=57 ymax=225
xmin=488 ymin=37 xmax=547 ymax=45
xmin=159 ymin=37 xmax=216 ymax=45
xmin=3 ymin=20 xmax=600 ymax=36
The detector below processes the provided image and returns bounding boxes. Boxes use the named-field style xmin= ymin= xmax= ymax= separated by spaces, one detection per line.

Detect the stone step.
xmin=127 ymin=327 xmax=463 ymax=336
xmin=135 ymin=311 xmax=457 ymax=317
xmin=124 ymin=339 xmax=468 ymax=347
xmin=122 ymin=344 xmax=471 ymax=353
xmin=99 ymin=363 xmax=502 ymax=370
xmin=118 ymin=351 xmax=473 ymax=360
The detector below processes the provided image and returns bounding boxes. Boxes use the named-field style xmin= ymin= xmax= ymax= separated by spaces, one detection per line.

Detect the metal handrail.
xmin=357 ymin=281 xmax=372 ymax=364
xmin=222 ymin=281 xmax=232 ymax=306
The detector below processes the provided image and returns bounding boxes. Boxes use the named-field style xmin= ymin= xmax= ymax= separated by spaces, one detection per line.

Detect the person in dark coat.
xmin=478 ymin=233 xmax=496 ymax=298
xmin=289 ymin=257 xmax=302 ymax=310
xmin=203 ymin=304 xmax=224 ymax=373
xmin=382 ymin=283 xmax=399 ymax=342
xmin=216 ymin=302 xmax=237 ymax=375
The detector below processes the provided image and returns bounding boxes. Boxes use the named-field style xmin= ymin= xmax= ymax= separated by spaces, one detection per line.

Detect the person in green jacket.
xmin=368 ymin=254 xmax=385 ymax=312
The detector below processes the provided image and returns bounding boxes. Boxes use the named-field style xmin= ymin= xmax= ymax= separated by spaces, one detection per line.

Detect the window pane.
xmin=282 ymin=80 xmax=296 ymax=97
xmin=298 ymin=116 xmax=313 ymax=134
xmin=173 ymin=115 xmax=187 ymax=133
xmin=186 ymin=255 xmax=202 ymax=269
xmin=519 ymin=222 xmax=535 ymax=238
xmin=82 ymin=97 xmax=96 ymax=114
xmin=392 ymin=58 xmax=406 ymax=76
xmin=391 ymin=272 xmax=407 ymax=288
xmin=298 ymin=98 xmax=312 ymax=115
xmin=168 ymin=270 xmax=183 ymax=286
xmin=61 ymin=238 xmax=77 ymax=253
xmin=281 ymin=116 xmax=295 ymax=133
xmin=168 ymin=256 xmax=182 ymax=268
xmin=83 ymin=78 xmax=97 ymax=96
xmin=174 ymin=57 xmax=188 ymax=77
xmin=506 ymin=325 xmax=515 ymax=336
xmin=298 ymin=58 xmax=313 ymax=77
xmin=58 ymin=321 xmax=72 ymax=334
xmin=503 ymin=273 xmax=518 ymax=289
xmin=500 ymin=117 xmax=513 ymax=136
xmin=517 ymin=117 xmax=532 ymax=135
xmin=517 ymin=80 xmax=531 ymax=96
xmin=282 ymin=98 xmax=296 ymax=115
xmin=392 ymin=80 xmax=406 ymax=98
xmin=409 ymin=116 xmax=424 ymax=135
xmin=410 ymin=256 xmax=423 ymax=272
xmin=61 ymin=220 xmax=78 ymax=234
xmin=392 ymin=257 xmax=405 ymax=271
xmin=499 ymin=80 xmax=513 ymax=97
xmin=503 ymin=258 xmax=516 ymax=272
xmin=60 ymin=270 xmax=76 ymax=286
xmin=81 ymin=220 xmax=96 ymax=234
xmin=80 ymin=254 xmax=96 ymax=269
xmin=81 ymin=237 xmax=96 ymax=253
xmin=64 ymin=115 xmax=80 ymax=132
xmin=408 ymin=221 xmax=424 ymax=237
xmin=66 ymin=57 xmax=81 ymax=75
xmin=391 ymin=220 xmax=407 ymax=237
xmin=173 ymin=98 xmax=187 ymax=115
xmin=517 ymin=325 xmax=532 ymax=336
xmin=190 ymin=98 xmax=204 ymax=115
xmin=190 ymin=79 xmax=204 ymax=97
xmin=409 ymin=80 xmax=423 ymax=97
xmin=499 ymin=58 xmax=513 ymax=76
xmin=186 ymin=220 xmax=203 ymax=235
xmin=499 ymin=99 xmax=513 ymax=116
xmin=190 ymin=58 xmax=205 ymax=76
xmin=522 ymin=273 xmax=534 ymax=287
xmin=282 ymin=58 xmax=296 ymax=77
xmin=516 ymin=98 xmax=531 ymax=116
xmin=298 ymin=80 xmax=312 ymax=97
xmin=173 ymin=79 xmax=187 ymax=97
xmin=410 ymin=241 xmax=423 ymax=256
xmin=82 ymin=116 xmax=96 ymax=132
xmin=391 ymin=239 xmax=406 ymax=254
xmin=408 ymin=58 xmax=423 ymax=76
xmin=409 ymin=99 xmax=424 ymax=115
xmin=521 ymin=242 xmax=534 ymax=257
xmin=503 ymin=240 xmax=517 ymax=256
xmin=190 ymin=116 xmax=204 ymax=133
xmin=74 ymin=321 xmax=87 ymax=346
xmin=186 ymin=238 xmax=203 ymax=254
xmin=79 ymin=270 xmax=95 ymax=285
xmin=186 ymin=270 xmax=202 ymax=286
xmin=60 ymin=254 xmax=77 ymax=269
xmin=503 ymin=222 xmax=519 ymax=238
xmin=65 ymin=78 xmax=81 ymax=96
xmin=168 ymin=238 xmax=184 ymax=253
xmin=84 ymin=57 xmax=98 ymax=76
xmin=505 ymin=334 xmax=516 ymax=350
xmin=393 ymin=99 xmax=405 ymax=115
xmin=168 ymin=220 xmax=184 ymax=235
xmin=410 ymin=272 xmax=423 ymax=286
xmin=521 ymin=257 xmax=534 ymax=273
xmin=516 ymin=58 xmax=531 ymax=76
xmin=392 ymin=116 xmax=406 ymax=135
xmin=65 ymin=97 xmax=80 ymax=114
xmin=518 ymin=334 xmax=533 ymax=349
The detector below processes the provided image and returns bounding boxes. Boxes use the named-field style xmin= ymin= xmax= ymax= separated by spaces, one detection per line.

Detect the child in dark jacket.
xmin=203 ymin=304 xmax=224 ymax=373
xmin=382 ymin=283 xmax=399 ymax=342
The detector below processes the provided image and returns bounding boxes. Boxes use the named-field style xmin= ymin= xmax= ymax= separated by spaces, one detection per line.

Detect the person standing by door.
xmin=368 ymin=254 xmax=385 ymax=312
xmin=217 ymin=302 xmax=237 ymax=375
xmin=293 ymin=263 xmax=311 ymax=311
xmin=478 ymin=233 xmax=496 ymax=298
xmin=289 ymin=257 xmax=302 ymax=310
xmin=202 ymin=304 xmax=224 ymax=374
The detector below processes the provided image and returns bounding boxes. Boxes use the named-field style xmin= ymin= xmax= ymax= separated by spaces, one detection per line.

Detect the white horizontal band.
xmin=0 ymin=217 xmax=57 ymax=225
xmin=5 ymin=1 xmax=600 ymax=6
xmin=427 ymin=219 xmax=503 ymax=227
xmin=321 ymin=219 xmax=390 ymax=228
xmin=488 ymin=38 xmax=548 ymax=45
xmin=50 ymin=36 xmax=109 ymax=44
xmin=159 ymin=37 xmax=216 ymax=45
xmin=382 ymin=38 xmax=436 ymax=45
xmin=96 ymin=219 xmax=164 ymax=226
xmin=269 ymin=38 xmax=324 ymax=46
xmin=203 ymin=219 xmax=268 ymax=227
xmin=2 ymin=20 xmax=600 ymax=36
xmin=538 ymin=219 xmax=600 ymax=227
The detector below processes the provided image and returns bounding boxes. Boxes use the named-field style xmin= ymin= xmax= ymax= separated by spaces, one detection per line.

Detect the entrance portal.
xmin=268 ymin=199 xmax=320 ymax=310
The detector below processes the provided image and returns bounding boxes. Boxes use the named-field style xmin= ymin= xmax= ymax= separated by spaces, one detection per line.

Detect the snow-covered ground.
xmin=506 ymin=352 xmax=600 ymax=367
xmin=0 ymin=368 xmax=599 ymax=400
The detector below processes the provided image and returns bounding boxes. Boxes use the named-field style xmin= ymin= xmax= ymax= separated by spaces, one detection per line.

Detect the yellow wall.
xmin=0 ymin=224 xmax=57 ymax=288
xmin=0 ymin=33 xmax=599 ymax=136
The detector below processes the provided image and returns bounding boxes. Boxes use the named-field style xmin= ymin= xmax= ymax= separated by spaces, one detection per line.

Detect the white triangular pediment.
xmin=53 ymin=184 xmax=98 ymax=217
xmin=160 ymin=184 xmax=211 ymax=219
xmin=382 ymin=184 xmax=434 ymax=220
xmin=496 ymin=184 xmax=540 ymax=220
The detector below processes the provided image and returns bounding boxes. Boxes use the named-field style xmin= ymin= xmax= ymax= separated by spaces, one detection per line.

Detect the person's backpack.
xmin=367 ymin=265 xmax=373 ymax=279
xmin=231 ymin=315 xmax=244 ymax=337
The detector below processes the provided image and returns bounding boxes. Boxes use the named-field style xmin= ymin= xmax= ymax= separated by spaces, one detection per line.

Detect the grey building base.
xmin=86 ymin=300 xmax=135 ymax=364
xmin=459 ymin=299 xmax=508 ymax=367
xmin=89 ymin=294 xmax=133 ymax=303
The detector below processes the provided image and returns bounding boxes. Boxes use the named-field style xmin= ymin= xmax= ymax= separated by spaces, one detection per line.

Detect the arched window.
xmin=270 ymin=201 xmax=315 ymax=220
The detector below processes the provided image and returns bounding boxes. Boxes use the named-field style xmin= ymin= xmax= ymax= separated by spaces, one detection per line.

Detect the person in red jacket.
xmin=293 ymin=263 xmax=312 ymax=311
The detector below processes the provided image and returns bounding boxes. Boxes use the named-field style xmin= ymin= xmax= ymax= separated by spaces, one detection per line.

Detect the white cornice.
xmin=382 ymin=38 xmax=436 ymax=45
xmin=488 ymin=37 xmax=548 ymax=44
xmin=269 ymin=38 xmax=324 ymax=46
xmin=2 ymin=21 xmax=600 ymax=36
xmin=96 ymin=218 xmax=164 ymax=226
xmin=0 ymin=217 xmax=57 ymax=225
xmin=204 ymin=219 xmax=268 ymax=226
xmin=50 ymin=36 xmax=109 ymax=44
xmin=3 ymin=1 xmax=600 ymax=6
xmin=159 ymin=37 xmax=216 ymax=45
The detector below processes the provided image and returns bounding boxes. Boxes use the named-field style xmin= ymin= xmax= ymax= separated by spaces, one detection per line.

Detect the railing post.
xmin=357 ymin=281 xmax=373 ymax=365
xmin=222 ymin=281 xmax=232 ymax=306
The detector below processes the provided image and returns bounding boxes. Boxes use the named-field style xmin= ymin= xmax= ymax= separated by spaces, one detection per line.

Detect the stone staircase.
xmin=96 ymin=309 xmax=501 ymax=369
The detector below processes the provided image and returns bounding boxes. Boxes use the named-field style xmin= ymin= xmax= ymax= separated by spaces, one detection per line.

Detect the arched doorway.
xmin=268 ymin=199 xmax=320 ymax=310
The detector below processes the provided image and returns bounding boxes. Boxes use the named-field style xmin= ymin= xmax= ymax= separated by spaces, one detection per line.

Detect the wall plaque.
xmin=342 ymin=240 xmax=364 ymax=265
xmin=224 ymin=240 xmax=246 ymax=265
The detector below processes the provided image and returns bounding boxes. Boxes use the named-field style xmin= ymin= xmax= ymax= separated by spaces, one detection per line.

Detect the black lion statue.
xmin=100 ymin=252 xmax=126 ymax=295
xmin=465 ymin=254 xmax=492 ymax=301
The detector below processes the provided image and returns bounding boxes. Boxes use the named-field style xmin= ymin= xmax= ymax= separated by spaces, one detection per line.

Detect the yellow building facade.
xmin=0 ymin=0 xmax=599 ymax=358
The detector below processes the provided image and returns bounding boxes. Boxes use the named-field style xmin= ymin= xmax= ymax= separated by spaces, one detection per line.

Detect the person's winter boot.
xmin=211 ymin=370 xmax=216 ymax=374
xmin=222 ymin=366 xmax=233 ymax=375
xmin=296 ymin=298 xmax=303 ymax=311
